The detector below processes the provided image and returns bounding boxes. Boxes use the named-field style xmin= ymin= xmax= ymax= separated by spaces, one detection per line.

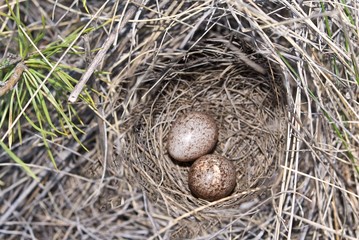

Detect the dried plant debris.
xmin=119 ymin=36 xmax=287 ymax=237
xmin=1 ymin=0 xmax=358 ymax=239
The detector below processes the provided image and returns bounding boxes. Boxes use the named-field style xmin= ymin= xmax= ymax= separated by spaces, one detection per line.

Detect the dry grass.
xmin=0 ymin=0 xmax=358 ymax=239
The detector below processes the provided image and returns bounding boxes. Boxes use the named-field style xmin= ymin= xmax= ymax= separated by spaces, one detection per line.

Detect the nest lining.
xmin=120 ymin=40 xmax=288 ymax=225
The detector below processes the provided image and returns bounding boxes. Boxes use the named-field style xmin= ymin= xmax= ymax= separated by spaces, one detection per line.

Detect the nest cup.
xmin=119 ymin=25 xmax=288 ymax=238
xmin=123 ymin=41 xmax=287 ymax=211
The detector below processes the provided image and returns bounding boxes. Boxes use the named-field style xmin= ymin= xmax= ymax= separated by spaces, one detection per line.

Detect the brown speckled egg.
xmin=167 ymin=112 xmax=218 ymax=162
xmin=188 ymin=154 xmax=236 ymax=201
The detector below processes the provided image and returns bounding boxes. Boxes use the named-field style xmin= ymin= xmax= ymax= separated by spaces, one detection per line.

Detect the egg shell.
xmin=188 ymin=154 xmax=236 ymax=201
xmin=167 ymin=112 xmax=218 ymax=162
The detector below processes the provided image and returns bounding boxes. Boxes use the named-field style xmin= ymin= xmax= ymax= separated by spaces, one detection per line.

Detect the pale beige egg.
xmin=188 ymin=154 xmax=236 ymax=201
xmin=167 ymin=112 xmax=218 ymax=162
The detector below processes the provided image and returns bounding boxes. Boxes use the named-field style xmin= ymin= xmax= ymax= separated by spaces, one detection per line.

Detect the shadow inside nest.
xmin=118 ymin=30 xmax=288 ymax=238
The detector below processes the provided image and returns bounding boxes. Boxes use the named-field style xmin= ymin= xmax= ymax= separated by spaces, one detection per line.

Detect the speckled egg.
xmin=188 ymin=154 xmax=236 ymax=201
xmin=167 ymin=112 xmax=218 ymax=162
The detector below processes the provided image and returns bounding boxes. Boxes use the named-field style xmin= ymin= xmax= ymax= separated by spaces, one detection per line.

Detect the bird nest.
xmin=119 ymin=37 xmax=288 ymax=237
xmin=1 ymin=1 xmax=358 ymax=239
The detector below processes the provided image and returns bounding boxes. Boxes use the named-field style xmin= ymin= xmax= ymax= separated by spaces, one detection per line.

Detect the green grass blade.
xmin=0 ymin=140 xmax=39 ymax=181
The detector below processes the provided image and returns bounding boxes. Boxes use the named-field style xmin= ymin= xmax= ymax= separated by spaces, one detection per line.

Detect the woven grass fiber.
xmin=120 ymin=36 xmax=288 ymax=237
xmin=1 ymin=0 xmax=358 ymax=239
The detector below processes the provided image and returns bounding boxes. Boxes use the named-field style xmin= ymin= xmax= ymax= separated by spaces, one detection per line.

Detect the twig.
xmin=68 ymin=4 xmax=138 ymax=103
xmin=0 ymin=61 xmax=26 ymax=97
xmin=0 ymin=54 xmax=22 ymax=70
xmin=1 ymin=1 xmax=111 ymax=142
xmin=84 ymin=33 xmax=108 ymax=197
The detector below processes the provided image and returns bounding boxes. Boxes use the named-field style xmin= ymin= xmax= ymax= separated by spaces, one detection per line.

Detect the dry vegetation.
xmin=0 ymin=0 xmax=358 ymax=239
